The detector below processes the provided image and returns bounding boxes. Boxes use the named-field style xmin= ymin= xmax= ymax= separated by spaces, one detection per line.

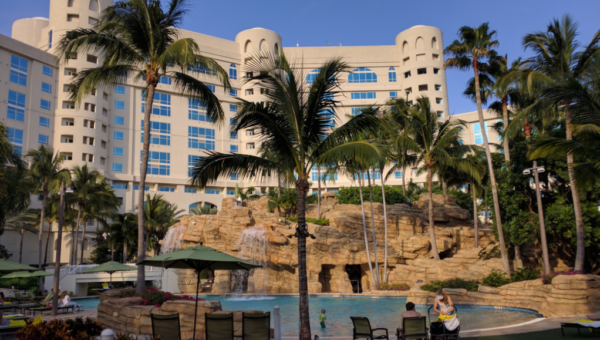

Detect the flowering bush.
xmin=118 ymin=287 xmax=205 ymax=306
xmin=541 ymin=269 xmax=584 ymax=284
xmin=17 ymin=317 xmax=103 ymax=340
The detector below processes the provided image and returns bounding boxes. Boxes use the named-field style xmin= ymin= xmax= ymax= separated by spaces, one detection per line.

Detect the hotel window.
xmin=404 ymin=71 xmax=411 ymax=78
xmin=114 ymin=100 xmax=125 ymax=110
xmin=247 ymin=143 xmax=255 ymax=150
xmin=418 ymin=85 xmax=428 ymax=91
xmin=141 ymin=120 xmax=171 ymax=146
xmin=206 ymin=189 xmax=220 ymax=195
xmin=39 ymin=117 xmax=50 ymax=127
xmin=159 ymin=186 xmax=175 ymax=192
xmin=433 ymin=54 xmax=440 ymax=61
xmin=9 ymin=91 xmax=26 ymax=109
xmin=114 ymin=85 xmax=125 ymax=94
xmin=42 ymin=66 xmax=53 ymax=77
xmin=321 ymin=109 xmax=335 ymax=128
xmin=7 ymin=99 xmax=25 ymax=122
xmin=350 ymin=92 xmax=376 ymax=99
xmin=10 ymin=55 xmax=28 ymax=86
xmin=230 ymin=118 xmax=235 ymax=125
xmin=246 ymin=89 xmax=254 ymax=96
xmin=112 ymin=163 xmax=123 ymax=173
xmin=351 ymin=108 xmax=363 ymax=116
xmin=348 ymin=68 xmax=377 ymax=83
xmin=394 ymin=171 xmax=403 ymax=179
xmin=497 ymin=119 xmax=504 ymax=141
xmin=390 ymin=92 xmax=398 ymax=99
xmin=227 ymin=189 xmax=235 ymax=195
xmin=114 ymin=116 xmax=125 ymax=125
xmin=473 ymin=122 xmax=488 ymax=145
xmin=437 ymin=111 xmax=444 ymax=118
xmin=436 ymin=98 xmax=443 ymax=104
xmin=417 ymin=68 xmax=427 ymax=75
xmin=188 ymin=127 xmax=215 ymax=150
xmin=142 ymin=151 xmax=171 ymax=176
xmin=8 ymin=128 xmax=23 ymax=155
xmin=433 ymin=68 xmax=440 ymax=74
xmin=40 ymin=100 xmax=52 ymax=110
xmin=229 ymin=64 xmax=237 ymax=80
xmin=207 ymin=84 xmax=215 ymax=92
xmin=188 ymin=98 xmax=210 ymax=122
xmin=188 ymin=155 xmax=204 ymax=177
xmin=230 ymin=145 xmax=238 ymax=153
xmin=141 ymin=91 xmax=171 ymax=116
xmin=230 ymin=173 xmax=238 ymax=180
xmin=388 ymin=67 xmax=397 ymax=82
xmin=306 ymin=69 xmax=321 ymax=84
xmin=113 ymin=131 xmax=124 ymax=140
xmin=435 ymin=85 xmax=442 ymax=91
xmin=38 ymin=134 xmax=49 ymax=145
xmin=86 ymin=55 xmax=98 ymax=64
xmin=188 ymin=63 xmax=217 ymax=75
xmin=230 ymin=131 xmax=238 ymax=139
xmin=230 ymin=104 xmax=237 ymax=112
xmin=112 ymin=183 xmax=128 ymax=190
xmin=245 ymin=72 xmax=253 ymax=78
xmin=184 ymin=187 xmax=197 ymax=193
xmin=158 ymin=76 xmax=171 ymax=85
xmin=42 ymin=83 xmax=52 ymax=93
xmin=113 ymin=147 xmax=124 ymax=156
xmin=229 ymin=89 xmax=238 ymax=97
xmin=61 ymin=119 xmax=73 ymax=126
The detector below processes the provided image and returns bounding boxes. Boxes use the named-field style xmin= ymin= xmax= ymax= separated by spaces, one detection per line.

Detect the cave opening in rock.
xmin=318 ymin=265 xmax=335 ymax=292
xmin=344 ymin=264 xmax=363 ymax=293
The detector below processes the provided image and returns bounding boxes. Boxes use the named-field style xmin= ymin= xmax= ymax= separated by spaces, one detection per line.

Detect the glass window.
xmin=306 ymin=69 xmax=321 ymax=84
xmin=141 ymin=92 xmax=171 ymax=116
xmin=227 ymin=189 xmax=235 ymax=195
xmin=113 ymin=116 xmax=125 ymax=125
xmin=389 ymin=67 xmax=397 ymax=82
xmin=229 ymin=64 xmax=237 ymax=80
xmin=348 ymin=68 xmax=377 ymax=83
xmin=350 ymin=92 xmax=376 ymax=99
xmin=351 ymin=108 xmax=363 ymax=116
xmin=159 ymin=186 xmax=175 ymax=192
xmin=8 ymin=91 xmax=26 ymax=108
xmin=112 ymin=163 xmax=123 ymax=172
xmin=230 ymin=118 xmax=235 ymax=125
xmin=142 ymin=151 xmax=171 ymax=176
xmin=394 ymin=171 xmax=403 ymax=179
xmin=207 ymin=84 xmax=215 ymax=92
xmin=188 ymin=64 xmax=217 ymax=75
xmin=48 ymin=30 xmax=52 ymax=48
xmin=158 ymin=76 xmax=171 ymax=85
xmin=10 ymin=55 xmax=28 ymax=86
xmin=114 ymin=100 xmax=125 ymax=110
xmin=390 ymin=92 xmax=398 ymax=99
xmin=42 ymin=83 xmax=52 ymax=93
xmin=134 ymin=185 xmax=150 ymax=190
xmin=473 ymin=122 xmax=488 ymax=145
xmin=229 ymin=104 xmax=237 ymax=112
xmin=114 ymin=85 xmax=125 ymax=94
xmin=230 ymin=145 xmax=238 ymax=153
xmin=187 ymin=155 xmax=204 ymax=177
xmin=7 ymin=128 xmax=23 ymax=144
xmin=188 ymin=127 xmax=216 ymax=150
xmin=229 ymin=89 xmax=238 ymax=97
xmin=188 ymin=98 xmax=209 ymax=122
xmin=7 ymin=107 xmax=25 ymax=122
xmin=38 ymin=134 xmax=49 ymax=145
xmin=230 ymin=131 xmax=238 ymax=139
xmin=141 ymin=120 xmax=171 ymax=146
xmin=112 ymin=183 xmax=128 ymax=190
xmin=184 ymin=188 xmax=197 ymax=193
xmin=113 ymin=147 xmax=124 ymax=156
xmin=113 ymin=131 xmax=124 ymax=140
xmin=230 ymin=173 xmax=238 ymax=180
xmin=206 ymin=189 xmax=220 ymax=194
xmin=39 ymin=117 xmax=50 ymax=127
xmin=40 ymin=99 xmax=51 ymax=110
xmin=42 ymin=66 xmax=53 ymax=77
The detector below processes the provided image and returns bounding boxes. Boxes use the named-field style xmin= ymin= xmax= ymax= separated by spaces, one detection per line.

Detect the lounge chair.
xmin=151 ymin=313 xmax=181 ymax=340
xmin=397 ymin=316 xmax=428 ymax=340
xmin=26 ymin=298 xmax=73 ymax=316
xmin=350 ymin=316 xmax=389 ymax=340
xmin=242 ymin=312 xmax=271 ymax=340
xmin=205 ymin=313 xmax=234 ymax=340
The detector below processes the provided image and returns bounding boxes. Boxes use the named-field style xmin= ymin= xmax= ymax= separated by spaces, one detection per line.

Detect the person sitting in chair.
xmin=400 ymin=302 xmax=421 ymax=329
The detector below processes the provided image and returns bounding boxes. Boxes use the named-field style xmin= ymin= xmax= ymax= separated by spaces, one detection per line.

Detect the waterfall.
xmin=154 ymin=225 xmax=188 ymax=290
xmin=231 ymin=225 xmax=269 ymax=294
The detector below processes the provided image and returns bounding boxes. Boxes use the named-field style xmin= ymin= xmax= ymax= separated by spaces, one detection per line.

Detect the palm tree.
xmin=516 ymin=15 xmax=600 ymax=272
xmin=444 ymin=23 xmax=511 ymax=274
xmin=5 ymin=210 xmax=39 ymax=263
xmin=402 ymin=97 xmax=473 ymax=260
xmin=190 ymin=205 xmax=217 ymax=216
xmin=56 ymin=0 xmax=230 ymax=293
xmin=386 ymin=99 xmax=418 ymax=196
xmin=140 ymin=194 xmax=184 ymax=255
xmin=190 ymin=53 xmax=384 ymax=340
xmin=111 ymin=213 xmax=138 ymax=263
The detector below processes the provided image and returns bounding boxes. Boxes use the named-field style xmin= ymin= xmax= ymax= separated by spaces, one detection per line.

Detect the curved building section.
xmin=396 ymin=25 xmax=449 ymax=117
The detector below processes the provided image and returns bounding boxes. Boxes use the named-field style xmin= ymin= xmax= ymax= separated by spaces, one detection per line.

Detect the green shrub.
xmin=285 ymin=217 xmax=329 ymax=225
xmin=119 ymin=287 xmax=204 ymax=307
xmin=380 ymin=282 xmax=410 ymax=291
xmin=420 ymin=278 xmax=479 ymax=292
xmin=17 ymin=317 xmax=103 ymax=340
xmin=510 ymin=268 xmax=540 ymax=282
xmin=481 ymin=269 xmax=510 ymax=287
xmin=336 ymin=186 xmax=408 ymax=205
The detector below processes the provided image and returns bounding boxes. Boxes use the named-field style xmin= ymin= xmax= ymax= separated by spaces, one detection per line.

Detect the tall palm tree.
xmin=445 ymin=23 xmax=511 ymax=274
xmin=56 ymin=0 xmax=230 ymax=293
xmin=386 ymin=99 xmax=418 ymax=195
xmin=111 ymin=213 xmax=138 ymax=263
xmin=515 ymin=15 xmax=600 ymax=272
xmin=139 ymin=194 xmax=184 ymax=255
xmin=190 ymin=53 xmax=384 ymax=340
xmin=401 ymin=97 xmax=473 ymax=260
xmin=190 ymin=205 xmax=217 ymax=216
xmin=5 ymin=210 xmax=39 ymax=263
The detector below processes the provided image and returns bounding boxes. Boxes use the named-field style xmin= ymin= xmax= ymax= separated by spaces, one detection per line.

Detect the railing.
xmin=340 ymin=279 xmax=361 ymax=298
xmin=59 ymin=264 xmax=161 ymax=281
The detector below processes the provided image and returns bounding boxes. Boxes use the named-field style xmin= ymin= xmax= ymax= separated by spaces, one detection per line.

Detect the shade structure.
xmin=0 ymin=271 xmax=53 ymax=279
xmin=139 ymin=245 xmax=261 ymax=340
xmin=0 ymin=260 xmax=39 ymax=272
xmin=78 ymin=261 xmax=138 ymax=283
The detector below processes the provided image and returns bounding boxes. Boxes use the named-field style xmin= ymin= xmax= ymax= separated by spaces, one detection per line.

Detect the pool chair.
xmin=205 ymin=312 xmax=234 ymax=340
xmin=242 ymin=311 xmax=271 ymax=340
xmin=397 ymin=316 xmax=428 ymax=340
xmin=350 ymin=316 xmax=389 ymax=340
xmin=151 ymin=313 xmax=181 ymax=340
xmin=26 ymin=298 xmax=74 ymax=315
xmin=427 ymin=307 xmax=460 ymax=340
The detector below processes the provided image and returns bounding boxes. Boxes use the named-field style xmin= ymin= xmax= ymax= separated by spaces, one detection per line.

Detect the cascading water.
xmin=153 ymin=225 xmax=188 ymax=290
xmin=231 ymin=225 xmax=269 ymax=295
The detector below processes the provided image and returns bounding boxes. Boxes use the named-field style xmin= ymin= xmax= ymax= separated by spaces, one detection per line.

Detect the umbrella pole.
xmin=192 ymin=270 xmax=200 ymax=340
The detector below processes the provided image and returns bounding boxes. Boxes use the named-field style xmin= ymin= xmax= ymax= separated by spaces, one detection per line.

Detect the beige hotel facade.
xmin=0 ymin=0 xmax=502 ymax=265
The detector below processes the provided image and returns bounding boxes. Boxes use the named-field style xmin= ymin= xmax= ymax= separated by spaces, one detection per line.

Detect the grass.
xmin=285 ymin=217 xmax=329 ymax=225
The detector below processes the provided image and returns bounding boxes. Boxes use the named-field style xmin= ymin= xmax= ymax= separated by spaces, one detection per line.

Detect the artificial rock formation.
xmin=171 ymin=193 xmax=494 ymax=294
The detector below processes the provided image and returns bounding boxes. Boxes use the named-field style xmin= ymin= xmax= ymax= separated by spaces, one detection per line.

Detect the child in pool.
xmin=319 ymin=309 xmax=326 ymax=328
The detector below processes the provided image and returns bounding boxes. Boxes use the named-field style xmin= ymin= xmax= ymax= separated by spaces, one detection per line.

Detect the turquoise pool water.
xmin=78 ymin=295 xmax=540 ymax=336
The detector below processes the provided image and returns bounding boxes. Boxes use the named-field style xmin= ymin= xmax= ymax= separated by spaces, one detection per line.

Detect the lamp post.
xmin=52 ymin=183 xmax=74 ymax=316
xmin=523 ymin=163 xmax=551 ymax=275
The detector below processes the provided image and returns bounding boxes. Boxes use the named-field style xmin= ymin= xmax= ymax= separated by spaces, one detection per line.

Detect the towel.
xmin=436 ymin=314 xmax=460 ymax=331
xmin=575 ymin=320 xmax=600 ymax=328
xmin=4 ymin=314 xmax=23 ymax=318
xmin=7 ymin=320 xmax=26 ymax=327
xmin=32 ymin=316 xmax=42 ymax=325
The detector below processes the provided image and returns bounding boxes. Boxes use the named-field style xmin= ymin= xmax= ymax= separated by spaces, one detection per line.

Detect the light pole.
xmin=523 ymin=163 xmax=551 ymax=275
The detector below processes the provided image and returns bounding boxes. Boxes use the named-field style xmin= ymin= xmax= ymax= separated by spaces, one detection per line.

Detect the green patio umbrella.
xmin=1 ymin=270 xmax=53 ymax=290
xmin=78 ymin=261 xmax=138 ymax=284
xmin=139 ymin=244 xmax=261 ymax=340
xmin=0 ymin=260 xmax=39 ymax=272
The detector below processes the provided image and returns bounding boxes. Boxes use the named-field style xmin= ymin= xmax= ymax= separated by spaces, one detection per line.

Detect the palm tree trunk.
xmin=277 ymin=172 xmax=281 ymax=198
xmin=379 ymin=174 xmax=389 ymax=283
xmin=137 ymin=83 xmax=157 ymax=294
xmin=19 ymin=229 xmax=24 ymax=263
xmin=565 ymin=107 xmax=585 ymax=272
xmin=357 ymin=174 xmax=376 ymax=287
xmin=366 ymin=172 xmax=380 ymax=286
xmin=317 ymin=165 xmax=321 ymax=219
xmin=123 ymin=241 xmax=128 ymax=264
xmin=428 ymin=168 xmax=441 ymax=260
xmin=43 ymin=218 xmax=52 ymax=266
xmin=402 ymin=165 xmax=406 ymax=196
xmin=79 ymin=219 xmax=87 ymax=265
xmin=472 ymin=184 xmax=479 ymax=248
xmin=72 ymin=210 xmax=81 ymax=266
xmin=533 ymin=160 xmax=551 ymax=275
xmin=502 ymin=96 xmax=511 ymax=162
xmin=295 ymin=177 xmax=311 ymax=340
xmin=52 ymin=181 xmax=66 ymax=316
xmin=38 ymin=190 xmax=47 ymax=290
xmin=514 ymin=245 xmax=524 ymax=269
xmin=442 ymin=181 xmax=447 ymax=195
xmin=473 ymin=62 xmax=510 ymax=275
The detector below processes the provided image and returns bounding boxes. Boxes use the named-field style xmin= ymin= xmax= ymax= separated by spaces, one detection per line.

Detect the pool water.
xmin=76 ymin=295 xmax=540 ymax=336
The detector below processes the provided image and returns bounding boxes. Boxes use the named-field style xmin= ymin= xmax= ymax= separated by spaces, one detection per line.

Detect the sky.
xmin=2 ymin=0 xmax=599 ymax=115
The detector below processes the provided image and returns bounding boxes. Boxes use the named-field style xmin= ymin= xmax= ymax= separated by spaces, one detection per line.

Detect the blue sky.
xmin=2 ymin=0 xmax=599 ymax=115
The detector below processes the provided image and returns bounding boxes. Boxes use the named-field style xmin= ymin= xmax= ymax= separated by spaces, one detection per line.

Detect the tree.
xmin=190 ymin=205 xmax=217 ymax=216
xmin=445 ymin=23 xmax=511 ymax=275
xmin=385 ymin=99 xmax=418 ymax=196
xmin=110 ymin=213 xmax=138 ymax=263
xmin=56 ymin=0 xmax=230 ymax=293
xmin=6 ymin=210 xmax=39 ymax=263
xmin=190 ymin=53 xmax=384 ymax=340
xmin=140 ymin=194 xmax=184 ymax=255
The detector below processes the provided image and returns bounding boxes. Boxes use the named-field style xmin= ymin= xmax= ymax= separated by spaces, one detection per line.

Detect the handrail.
xmin=341 ymin=279 xmax=361 ymax=297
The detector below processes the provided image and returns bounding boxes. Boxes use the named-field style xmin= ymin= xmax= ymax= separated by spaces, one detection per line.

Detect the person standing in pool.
xmin=319 ymin=309 xmax=327 ymax=329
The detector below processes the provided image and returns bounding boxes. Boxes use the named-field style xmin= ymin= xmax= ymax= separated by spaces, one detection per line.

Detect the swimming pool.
xmin=77 ymin=295 xmax=540 ymax=336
